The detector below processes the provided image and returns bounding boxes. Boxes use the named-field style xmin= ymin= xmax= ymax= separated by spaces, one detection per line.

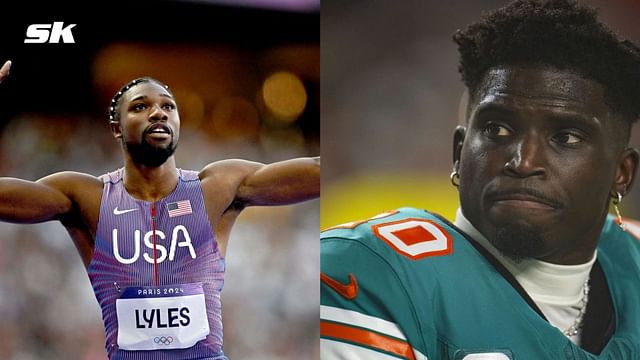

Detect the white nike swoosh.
xmin=113 ymin=207 xmax=138 ymax=215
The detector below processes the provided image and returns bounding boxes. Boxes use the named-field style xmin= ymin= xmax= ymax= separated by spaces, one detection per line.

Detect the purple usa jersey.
xmin=88 ymin=168 xmax=227 ymax=360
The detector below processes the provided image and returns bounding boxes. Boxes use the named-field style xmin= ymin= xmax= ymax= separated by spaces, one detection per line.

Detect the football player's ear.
xmin=110 ymin=120 xmax=123 ymax=140
xmin=612 ymin=147 xmax=640 ymax=196
xmin=452 ymin=126 xmax=466 ymax=171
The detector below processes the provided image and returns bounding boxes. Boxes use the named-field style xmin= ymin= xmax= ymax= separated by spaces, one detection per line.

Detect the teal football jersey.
xmin=320 ymin=207 xmax=640 ymax=359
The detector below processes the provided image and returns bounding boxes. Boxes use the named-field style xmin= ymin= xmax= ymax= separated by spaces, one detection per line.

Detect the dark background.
xmin=0 ymin=1 xmax=319 ymax=138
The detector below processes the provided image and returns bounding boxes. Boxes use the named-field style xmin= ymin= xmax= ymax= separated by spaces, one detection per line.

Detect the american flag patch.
xmin=167 ymin=200 xmax=192 ymax=218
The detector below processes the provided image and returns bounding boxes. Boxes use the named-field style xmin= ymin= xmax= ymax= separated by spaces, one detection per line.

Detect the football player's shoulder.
xmin=619 ymin=216 xmax=640 ymax=242
xmin=321 ymin=208 xmax=439 ymax=359
xmin=598 ymin=215 xmax=640 ymax=271
xmin=321 ymin=207 xmax=457 ymax=263
xmin=601 ymin=214 xmax=640 ymax=243
xmin=322 ymin=207 xmax=433 ymax=244
xmin=600 ymin=214 xmax=640 ymax=260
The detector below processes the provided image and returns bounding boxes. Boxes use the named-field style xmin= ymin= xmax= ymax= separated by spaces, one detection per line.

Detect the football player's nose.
xmin=504 ymin=134 xmax=546 ymax=178
xmin=149 ymin=104 xmax=168 ymax=122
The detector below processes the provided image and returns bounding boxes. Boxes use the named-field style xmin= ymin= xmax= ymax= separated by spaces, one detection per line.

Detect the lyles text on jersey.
xmin=135 ymin=307 xmax=191 ymax=329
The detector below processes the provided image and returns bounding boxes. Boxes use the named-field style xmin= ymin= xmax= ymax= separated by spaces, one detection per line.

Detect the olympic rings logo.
xmin=154 ymin=336 xmax=174 ymax=345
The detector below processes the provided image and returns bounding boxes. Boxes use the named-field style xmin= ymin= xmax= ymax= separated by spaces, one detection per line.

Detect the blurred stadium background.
xmin=321 ymin=0 xmax=640 ymax=229
xmin=0 ymin=1 xmax=318 ymax=359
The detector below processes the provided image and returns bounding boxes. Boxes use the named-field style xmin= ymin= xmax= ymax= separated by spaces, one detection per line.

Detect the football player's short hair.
xmin=108 ymin=77 xmax=172 ymax=122
xmin=454 ymin=0 xmax=640 ymax=123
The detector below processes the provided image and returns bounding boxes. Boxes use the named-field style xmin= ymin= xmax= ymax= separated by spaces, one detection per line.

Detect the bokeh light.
xmin=260 ymin=71 xmax=308 ymax=124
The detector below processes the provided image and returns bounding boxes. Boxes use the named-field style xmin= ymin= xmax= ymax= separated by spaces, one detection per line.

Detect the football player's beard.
xmin=489 ymin=223 xmax=545 ymax=263
xmin=125 ymin=136 xmax=177 ymax=168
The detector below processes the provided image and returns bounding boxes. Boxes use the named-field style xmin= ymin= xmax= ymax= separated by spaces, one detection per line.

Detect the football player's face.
xmin=118 ymin=82 xmax=180 ymax=147
xmin=112 ymin=81 xmax=181 ymax=167
xmin=454 ymin=65 xmax=637 ymax=265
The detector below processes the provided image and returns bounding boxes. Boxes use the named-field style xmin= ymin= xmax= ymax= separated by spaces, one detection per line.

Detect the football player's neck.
xmin=123 ymin=157 xmax=179 ymax=202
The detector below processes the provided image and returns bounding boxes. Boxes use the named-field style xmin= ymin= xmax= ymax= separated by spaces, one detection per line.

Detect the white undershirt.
xmin=454 ymin=208 xmax=596 ymax=345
